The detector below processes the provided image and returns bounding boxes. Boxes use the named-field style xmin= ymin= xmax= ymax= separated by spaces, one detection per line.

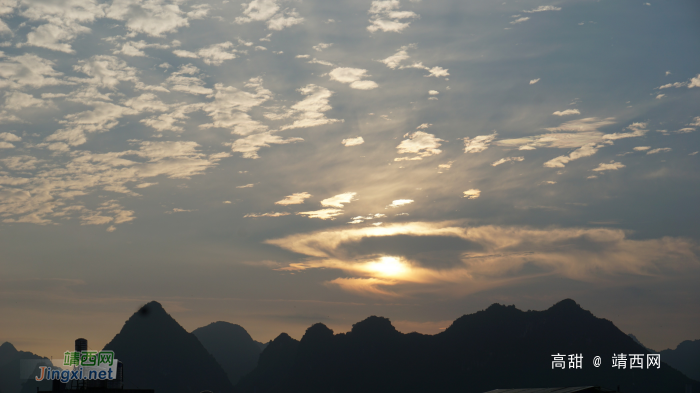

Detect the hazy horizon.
xmin=0 ymin=0 xmax=698 ymax=361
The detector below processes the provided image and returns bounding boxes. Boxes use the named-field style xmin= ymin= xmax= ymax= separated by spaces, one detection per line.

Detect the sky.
xmin=0 ymin=0 xmax=699 ymax=359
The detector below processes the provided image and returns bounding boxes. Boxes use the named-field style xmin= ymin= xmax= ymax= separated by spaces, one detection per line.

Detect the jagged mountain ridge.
xmin=235 ymin=299 xmax=700 ymax=393
xmin=0 ymin=342 xmax=52 ymax=393
xmin=102 ymin=301 xmax=234 ymax=393
xmin=660 ymin=339 xmax=700 ymax=382
xmin=192 ymin=321 xmax=266 ymax=385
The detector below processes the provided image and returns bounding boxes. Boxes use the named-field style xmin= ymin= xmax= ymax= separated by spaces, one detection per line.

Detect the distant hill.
xmin=0 ymin=342 xmax=52 ymax=393
xmin=192 ymin=321 xmax=265 ymax=385
xmin=660 ymin=339 xmax=700 ymax=382
xmin=627 ymin=334 xmax=655 ymax=353
xmin=103 ymin=301 xmax=234 ymax=393
xmin=236 ymin=299 xmax=700 ymax=393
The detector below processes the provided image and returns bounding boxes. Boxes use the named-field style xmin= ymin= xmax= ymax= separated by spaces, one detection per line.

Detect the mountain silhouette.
xmin=102 ymin=301 xmax=234 ymax=393
xmin=235 ymin=299 xmax=700 ymax=393
xmin=0 ymin=342 xmax=51 ymax=393
xmin=627 ymin=334 xmax=655 ymax=353
xmin=192 ymin=321 xmax=266 ymax=385
xmin=659 ymin=339 xmax=700 ymax=382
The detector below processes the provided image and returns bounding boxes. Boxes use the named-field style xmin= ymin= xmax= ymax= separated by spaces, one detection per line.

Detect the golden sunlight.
xmin=363 ymin=256 xmax=409 ymax=278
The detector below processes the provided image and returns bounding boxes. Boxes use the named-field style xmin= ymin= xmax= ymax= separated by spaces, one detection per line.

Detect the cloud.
xmin=349 ymin=213 xmax=386 ymax=224
xmin=0 ymin=132 xmax=21 ymax=142
xmin=0 ymin=141 xmax=220 ymax=225
xmin=437 ymin=161 xmax=454 ymax=171
xmin=633 ymin=146 xmax=651 ymax=151
xmin=342 ymin=137 xmax=364 ymax=147
xmin=497 ymin=119 xmax=633 ymax=153
xmin=510 ymin=17 xmax=530 ymax=25
xmin=379 ymin=45 xmax=412 ymax=69
xmin=492 ymin=156 xmax=524 ymax=166
xmin=523 ymin=5 xmax=562 ymax=13
xmin=3 ymin=91 xmax=49 ymax=114
xmin=245 ymin=212 xmax=290 ymax=218
xmin=236 ymin=183 xmax=255 ymax=188
xmin=657 ymin=74 xmax=700 ymax=90
xmin=675 ymin=128 xmax=695 ymax=134
xmin=321 ymin=192 xmax=357 ymax=208
xmin=235 ymin=0 xmax=303 ymax=30
xmin=199 ymin=78 xmax=272 ymax=135
xmin=367 ymin=0 xmax=419 ymax=33
xmin=543 ymin=143 xmax=599 ymax=168
xmin=308 ymin=58 xmax=334 ymax=66
xmin=689 ymin=117 xmax=700 ymax=127
xmin=0 ymin=20 xmax=10 ymax=35
xmin=45 ymin=101 xmax=137 ymax=146
xmin=275 ymin=192 xmax=311 ymax=205
xmin=529 ymin=78 xmax=540 ymax=84
xmin=658 ymin=82 xmax=687 ymax=89
xmin=690 ymin=74 xmax=700 ymax=88
xmin=463 ymin=189 xmax=480 ymax=199
xmin=174 ymin=42 xmax=238 ymax=65
xmin=602 ymin=122 xmax=648 ymax=140
xmin=545 ymin=117 xmax=616 ymax=132
xmin=463 ymin=132 xmax=497 ymax=153
xmin=278 ymin=84 xmax=343 ymax=130
xmin=395 ymin=131 xmax=444 ymax=160
xmin=296 ymin=208 xmax=343 ymax=220
xmin=379 ymin=45 xmax=449 ymax=78
xmin=553 ymin=109 xmax=580 ymax=116
xmin=166 ymin=64 xmax=213 ymax=95
xmin=387 ymin=199 xmax=413 ymax=208
xmin=73 ymin=55 xmax=138 ymax=89
xmin=647 ymin=147 xmax=672 ymax=154
xmin=114 ymin=40 xmax=170 ymax=57
xmin=592 ymin=161 xmax=625 ymax=172
xmin=429 ymin=90 xmax=439 ymax=95
xmin=228 ymin=131 xmax=303 ymax=159
xmin=402 ymin=62 xmax=450 ymax=78
xmin=187 ymin=4 xmax=210 ymax=19
xmin=18 ymin=0 xmax=105 ymax=53
xmin=329 ymin=67 xmax=378 ymax=90
xmin=106 ymin=0 xmax=189 ymax=37
xmin=263 ymin=222 xmax=698 ymax=297
xmin=0 ymin=54 xmax=67 ymax=89
xmin=313 ymin=43 xmax=332 ymax=51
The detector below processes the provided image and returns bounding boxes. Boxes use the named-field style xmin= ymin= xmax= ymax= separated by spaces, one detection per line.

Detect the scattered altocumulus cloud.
xmin=395 ymin=131 xmax=444 ymax=160
xmin=492 ymin=156 xmax=525 ymax=166
xmin=329 ymin=68 xmax=378 ymax=90
xmin=367 ymin=0 xmax=419 ymax=33
xmin=464 ymin=132 xmax=496 ymax=153
xmin=553 ymin=109 xmax=580 ymax=116
xmin=463 ymin=189 xmax=481 ymax=199
xmin=245 ymin=212 xmax=291 ymax=218
xmin=342 ymin=137 xmax=365 ymax=147
xmin=647 ymin=147 xmax=672 ymax=154
xmin=321 ymin=192 xmax=357 ymax=208
xmin=592 ymin=161 xmax=625 ymax=172
xmin=275 ymin=192 xmax=312 ymax=205
xmin=235 ymin=0 xmax=304 ymax=31
xmin=387 ymin=199 xmax=413 ymax=208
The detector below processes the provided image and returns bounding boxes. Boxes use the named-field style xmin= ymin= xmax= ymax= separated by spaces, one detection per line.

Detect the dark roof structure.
xmin=484 ymin=387 xmax=618 ymax=393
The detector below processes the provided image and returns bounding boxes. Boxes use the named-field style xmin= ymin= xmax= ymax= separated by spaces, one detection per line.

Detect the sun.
xmin=364 ymin=256 xmax=408 ymax=278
